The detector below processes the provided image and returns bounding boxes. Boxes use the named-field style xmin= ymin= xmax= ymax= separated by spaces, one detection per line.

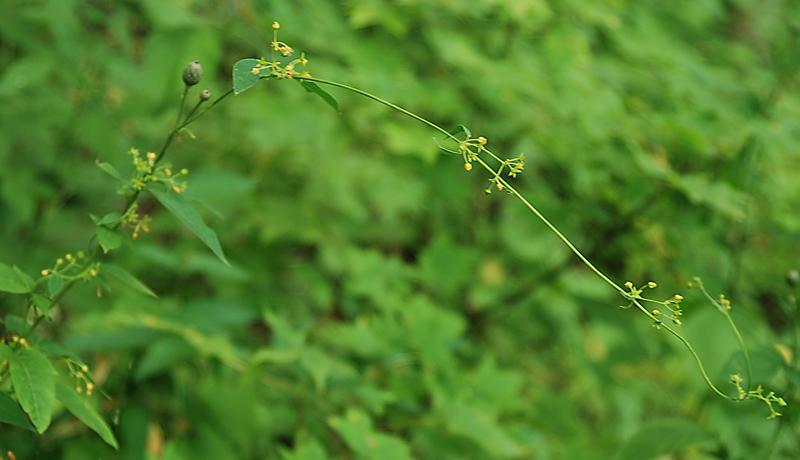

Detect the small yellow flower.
xmin=41 ymin=269 xmax=49 ymax=276
xmin=648 ymin=281 xmax=657 ymax=288
xmin=674 ymin=294 xmax=683 ymax=301
xmin=252 ymin=67 xmax=261 ymax=75
xmin=464 ymin=163 xmax=472 ymax=171
xmin=625 ymin=281 xmax=633 ymax=289
xmin=273 ymin=21 xmax=280 ymax=29
xmin=653 ymin=310 xmax=661 ymax=316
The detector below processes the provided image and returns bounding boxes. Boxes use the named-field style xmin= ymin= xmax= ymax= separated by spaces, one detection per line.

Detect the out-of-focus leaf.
xmin=329 ymin=409 xmax=413 ymax=460
xmin=444 ymin=400 xmax=524 ymax=457
xmin=0 ymin=263 xmax=34 ymax=294
xmin=0 ymin=388 xmax=35 ymax=432
xmin=613 ymin=418 xmax=716 ymax=460
xmin=280 ymin=438 xmax=330 ymax=460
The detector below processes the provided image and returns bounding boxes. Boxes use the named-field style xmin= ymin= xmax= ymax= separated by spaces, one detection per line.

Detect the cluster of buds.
xmin=41 ymin=251 xmax=96 ymax=279
xmin=127 ymin=148 xmax=188 ymax=193
xmin=248 ymin=22 xmax=312 ymax=80
xmin=124 ymin=204 xmax=152 ymax=239
xmin=69 ymin=360 xmax=96 ymax=396
xmin=271 ymin=22 xmax=294 ymax=56
xmin=622 ymin=281 xmax=684 ymax=326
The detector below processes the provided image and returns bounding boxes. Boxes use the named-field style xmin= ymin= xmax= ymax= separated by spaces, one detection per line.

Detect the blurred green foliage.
xmin=1 ymin=0 xmax=800 ymax=458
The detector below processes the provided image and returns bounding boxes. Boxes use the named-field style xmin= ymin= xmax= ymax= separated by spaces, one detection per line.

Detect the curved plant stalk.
xmin=292 ymin=74 xmax=783 ymax=414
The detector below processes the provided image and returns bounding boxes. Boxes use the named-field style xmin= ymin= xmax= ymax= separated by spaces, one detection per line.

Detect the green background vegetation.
xmin=1 ymin=0 xmax=799 ymax=458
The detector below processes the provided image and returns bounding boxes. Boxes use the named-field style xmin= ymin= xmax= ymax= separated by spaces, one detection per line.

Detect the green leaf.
xmin=95 ymin=160 xmax=123 ymax=183
xmin=55 ymin=382 xmax=119 ymax=449
xmin=0 ymin=389 xmax=35 ymax=432
xmin=613 ymin=418 xmax=716 ymax=460
xmin=9 ymin=347 xmax=56 ymax=433
xmin=233 ymin=58 xmax=264 ymax=95
xmin=0 ymin=263 xmax=34 ymax=294
xmin=91 ymin=212 xmax=122 ymax=226
xmin=47 ymin=275 xmax=64 ymax=298
xmin=449 ymin=124 xmax=471 ymax=138
xmin=102 ymin=263 xmax=157 ymax=298
xmin=97 ymin=226 xmax=124 ymax=253
xmin=329 ymin=409 xmax=413 ymax=460
xmin=31 ymin=293 xmax=54 ymax=319
xmin=299 ymin=80 xmax=340 ymax=112
xmin=151 ymin=189 xmax=229 ymax=265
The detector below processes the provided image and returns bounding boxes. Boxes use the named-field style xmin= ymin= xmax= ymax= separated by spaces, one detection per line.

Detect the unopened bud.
xmin=200 ymin=89 xmax=211 ymax=101
xmin=787 ymin=269 xmax=799 ymax=288
xmin=182 ymin=61 xmax=203 ymax=87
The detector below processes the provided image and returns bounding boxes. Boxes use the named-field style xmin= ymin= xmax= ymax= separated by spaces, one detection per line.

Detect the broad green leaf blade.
xmin=233 ymin=58 xmax=264 ymax=95
xmin=614 ymin=418 xmax=715 ymax=460
xmin=449 ymin=124 xmax=471 ymax=138
xmin=95 ymin=160 xmax=123 ymax=183
xmin=97 ymin=226 xmax=124 ymax=253
xmin=9 ymin=347 xmax=56 ymax=433
xmin=102 ymin=263 xmax=157 ymax=298
xmin=299 ymin=80 xmax=340 ymax=112
xmin=151 ymin=189 xmax=229 ymax=266
xmin=55 ymin=382 xmax=119 ymax=449
xmin=31 ymin=293 xmax=54 ymax=319
xmin=0 ymin=263 xmax=34 ymax=294
xmin=47 ymin=275 xmax=64 ymax=298
xmin=91 ymin=212 xmax=122 ymax=226
xmin=0 ymin=390 xmax=35 ymax=432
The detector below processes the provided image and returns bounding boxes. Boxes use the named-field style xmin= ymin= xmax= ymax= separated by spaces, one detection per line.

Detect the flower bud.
xmin=182 ymin=61 xmax=203 ymax=87
xmin=200 ymin=89 xmax=211 ymax=101
xmin=787 ymin=269 xmax=799 ymax=288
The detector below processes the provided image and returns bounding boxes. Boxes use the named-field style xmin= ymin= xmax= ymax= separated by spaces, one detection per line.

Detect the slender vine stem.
xmin=299 ymin=75 xmax=743 ymax=401
xmin=23 ymin=87 xmax=234 ymax=340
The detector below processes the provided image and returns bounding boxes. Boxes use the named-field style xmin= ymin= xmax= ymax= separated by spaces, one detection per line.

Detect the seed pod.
xmin=182 ymin=61 xmax=203 ymax=87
